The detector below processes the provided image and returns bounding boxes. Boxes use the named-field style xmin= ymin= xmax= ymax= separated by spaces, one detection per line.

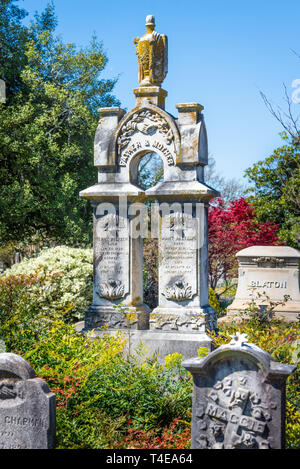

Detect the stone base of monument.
xmin=77 ymin=305 xmax=217 ymax=361
xmin=75 ymin=322 xmax=213 ymax=361
xmin=149 ymin=306 xmax=216 ymax=331
xmin=84 ymin=304 xmax=150 ymax=330
xmin=219 ymin=299 xmax=300 ymax=324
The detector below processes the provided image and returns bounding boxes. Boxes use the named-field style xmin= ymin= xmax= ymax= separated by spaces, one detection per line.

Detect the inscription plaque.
xmin=160 ymin=212 xmax=198 ymax=303
xmin=95 ymin=212 xmax=129 ymax=301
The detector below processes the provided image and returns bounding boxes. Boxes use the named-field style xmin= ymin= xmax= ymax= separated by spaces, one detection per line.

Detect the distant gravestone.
xmin=222 ymin=246 xmax=300 ymax=323
xmin=0 ymin=79 xmax=5 ymax=103
xmin=182 ymin=333 xmax=296 ymax=449
xmin=0 ymin=353 xmax=56 ymax=449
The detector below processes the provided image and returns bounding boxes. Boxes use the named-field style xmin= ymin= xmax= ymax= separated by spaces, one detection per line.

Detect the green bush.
xmin=0 ymin=268 xmax=192 ymax=448
xmin=80 ymin=351 xmax=192 ymax=432
xmin=1 ymin=246 xmax=93 ymax=321
xmin=0 ymin=263 xmax=298 ymax=449
xmin=208 ymin=287 xmax=223 ymax=316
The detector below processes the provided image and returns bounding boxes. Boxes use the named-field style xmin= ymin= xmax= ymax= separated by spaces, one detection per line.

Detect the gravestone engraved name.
xmin=0 ymin=353 xmax=56 ymax=449
xmin=182 ymin=333 xmax=296 ymax=449
xmin=223 ymin=246 xmax=300 ymax=322
xmin=160 ymin=212 xmax=198 ymax=302
xmin=95 ymin=211 xmax=129 ymax=300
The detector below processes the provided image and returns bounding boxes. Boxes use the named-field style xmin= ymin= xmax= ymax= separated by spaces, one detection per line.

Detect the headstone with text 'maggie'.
xmin=182 ymin=333 xmax=296 ymax=449
xmin=0 ymin=353 xmax=56 ymax=449
xmin=79 ymin=15 xmax=219 ymax=359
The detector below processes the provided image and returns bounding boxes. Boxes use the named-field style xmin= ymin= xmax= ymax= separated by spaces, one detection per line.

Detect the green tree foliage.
xmin=0 ymin=0 xmax=28 ymax=97
xmin=245 ymin=134 xmax=300 ymax=248
xmin=2 ymin=246 xmax=93 ymax=321
xmin=0 ymin=2 xmax=120 ymax=249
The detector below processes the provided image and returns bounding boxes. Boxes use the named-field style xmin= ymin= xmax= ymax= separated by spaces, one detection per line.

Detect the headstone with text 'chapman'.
xmin=0 ymin=353 xmax=56 ymax=449
xmin=182 ymin=333 xmax=296 ymax=449
xmin=222 ymin=246 xmax=300 ymax=323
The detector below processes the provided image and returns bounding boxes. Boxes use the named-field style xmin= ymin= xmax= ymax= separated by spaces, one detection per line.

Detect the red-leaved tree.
xmin=208 ymin=198 xmax=280 ymax=291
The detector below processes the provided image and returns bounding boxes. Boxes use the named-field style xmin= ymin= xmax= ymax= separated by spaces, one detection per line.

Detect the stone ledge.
xmin=75 ymin=322 xmax=212 ymax=361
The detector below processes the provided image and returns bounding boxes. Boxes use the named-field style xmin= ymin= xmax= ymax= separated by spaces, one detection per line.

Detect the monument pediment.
xmin=113 ymin=103 xmax=181 ymax=168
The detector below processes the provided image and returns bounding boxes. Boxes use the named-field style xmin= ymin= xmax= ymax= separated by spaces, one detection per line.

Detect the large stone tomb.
xmin=0 ymin=353 xmax=56 ymax=449
xmin=182 ymin=333 xmax=296 ymax=449
xmin=79 ymin=15 xmax=219 ymax=358
xmin=223 ymin=246 xmax=300 ymax=322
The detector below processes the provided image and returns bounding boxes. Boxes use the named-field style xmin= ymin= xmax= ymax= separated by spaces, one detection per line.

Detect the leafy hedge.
xmin=0 ymin=247 xmax=298 ymax=449
xmin=1 ymin=246 xmax=93 ymax=321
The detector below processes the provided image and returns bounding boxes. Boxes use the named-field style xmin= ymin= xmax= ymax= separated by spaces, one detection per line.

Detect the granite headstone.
xmin=182 ymin=333 xmax=296 ymax=449
xmin=0 ymin=353 xmax=56 ymax=449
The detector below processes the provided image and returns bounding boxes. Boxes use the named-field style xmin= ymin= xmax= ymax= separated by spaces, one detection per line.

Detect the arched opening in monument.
xmin=136 ymin=152 xmax=164 ymax=190
xmin=136 ymin=152 xmax=163 ymax=309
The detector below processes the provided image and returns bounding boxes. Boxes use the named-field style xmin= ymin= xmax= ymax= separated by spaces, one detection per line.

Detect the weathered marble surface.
xmin=150 ymin=202 xmax=217 ymax=333
xmin=182 ymin=333 xmax=296 ymax=449
xmin=0 ymin=79 xmax=5 ymax=104
xmin=85 ymin=201 xmax=149 ymax=331
xmin=0 ymin=353 xmax=56 ymax=449
xmin=223 ymin=246 xmax=300 ymax=322
xmin=79 ymin=15 xmax=219 ymax=355
xmin=133 ymin=15 xmax=168 ymax=88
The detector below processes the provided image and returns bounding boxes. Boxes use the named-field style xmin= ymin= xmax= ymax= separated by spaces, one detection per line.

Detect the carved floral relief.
xmin=117 ymin=109 xmax=174 ymax=153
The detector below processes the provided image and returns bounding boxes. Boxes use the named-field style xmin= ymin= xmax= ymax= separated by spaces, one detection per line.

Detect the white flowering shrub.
xmin=2 ymin=246 xmax=93 ymax=320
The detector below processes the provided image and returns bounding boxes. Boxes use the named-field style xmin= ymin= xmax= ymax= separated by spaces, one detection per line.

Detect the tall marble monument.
xmin=80 ymin=16 xmax=219 ymax=358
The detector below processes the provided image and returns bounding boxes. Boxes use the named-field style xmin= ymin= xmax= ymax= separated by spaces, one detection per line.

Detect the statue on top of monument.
xmin=133 ymin=15 xmax=168 ymax=88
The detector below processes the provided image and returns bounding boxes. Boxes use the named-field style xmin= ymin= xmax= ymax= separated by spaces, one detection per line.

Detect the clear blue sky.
xmin=20 ymin=0 xmax=300 ymax=184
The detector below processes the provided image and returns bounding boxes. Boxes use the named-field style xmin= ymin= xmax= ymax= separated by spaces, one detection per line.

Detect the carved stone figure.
xmin=133 ymin=15 xmax=168 ymax=87
xmin=164 ymin=280 xmax=193 ymax=302
xmin=98 ymin=279 xmax=125 ymax=300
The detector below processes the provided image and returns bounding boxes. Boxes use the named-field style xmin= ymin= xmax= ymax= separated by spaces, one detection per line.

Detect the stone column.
xmin=149 ymin=200 xmax=216 ymax=333
xmin=84 ymin=199 xmax=149 ymax=331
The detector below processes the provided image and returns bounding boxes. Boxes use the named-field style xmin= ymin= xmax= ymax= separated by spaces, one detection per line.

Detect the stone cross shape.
xmin=205 ymin=377 xmax=267 ymax=449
